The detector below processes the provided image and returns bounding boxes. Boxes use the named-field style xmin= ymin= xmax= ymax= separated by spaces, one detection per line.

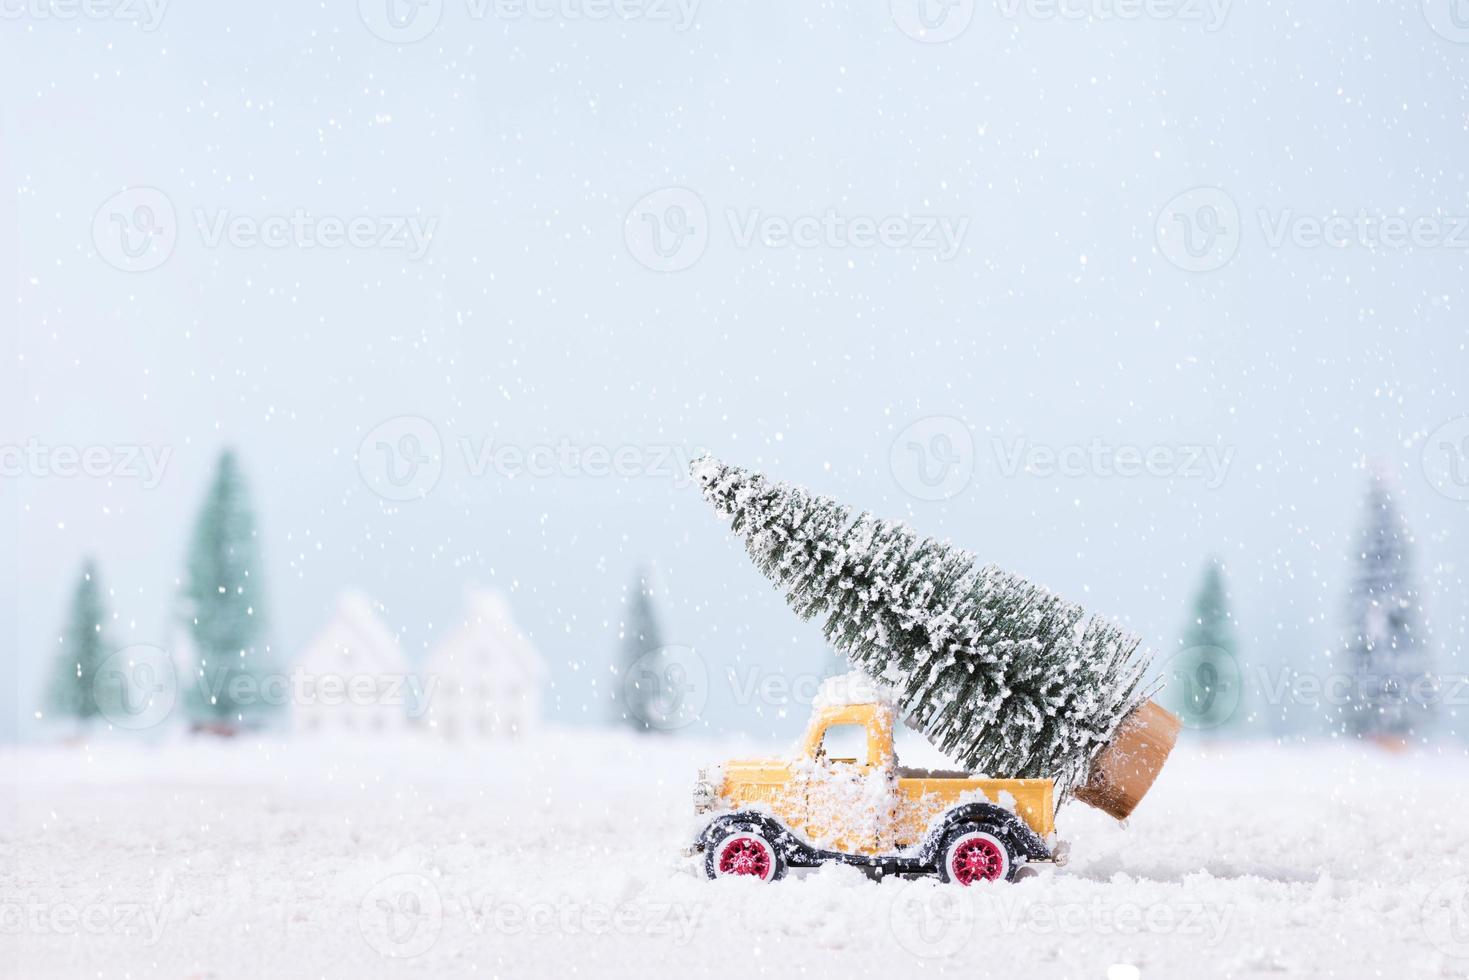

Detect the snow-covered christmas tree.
xmin=613 ymin=565 xmax=669 ymax=732
xmin=44 ymin=559 xmax=113 ymax=730
xmin=692 ymin=455 xmax=1178 ymax=816
xmin=178 ymin=449 xmax=276 ymax=735
xmin=1340 ymin=473 xmax=1432 ymax=743
xmin=1166 ymin=558 xmax=1243 ymax=733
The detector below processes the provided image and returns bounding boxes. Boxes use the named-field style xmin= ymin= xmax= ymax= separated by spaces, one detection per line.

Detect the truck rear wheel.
xmin=936 ymin=824 xmax=1017 ymax=885
xmin=705 ymin=826 xmax=786 ymax=882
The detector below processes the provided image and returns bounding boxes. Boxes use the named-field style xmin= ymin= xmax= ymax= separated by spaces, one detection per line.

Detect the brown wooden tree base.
xmin=1073 ymin=699 xmax=1181 ymax=821
xmin=1367 ymin=733 xmax=1410 ymax=753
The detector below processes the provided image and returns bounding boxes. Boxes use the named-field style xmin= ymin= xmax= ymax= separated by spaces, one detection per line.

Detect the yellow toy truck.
xmin=689 ymin=698 xmax=1065 ymax=885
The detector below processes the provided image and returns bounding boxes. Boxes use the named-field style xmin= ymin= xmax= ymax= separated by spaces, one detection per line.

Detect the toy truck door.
xmin=796 ymin=708 xmax=896 ymax=855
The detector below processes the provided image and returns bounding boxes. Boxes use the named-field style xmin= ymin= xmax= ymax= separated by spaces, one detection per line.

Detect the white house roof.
xmin=297 ymin=590 xmax=408 ymax=676
xmin=425 ymin=588 xmax=545 ymax=684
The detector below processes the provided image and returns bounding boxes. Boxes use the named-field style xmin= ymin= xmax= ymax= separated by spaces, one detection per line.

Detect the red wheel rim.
xmin=717 ymin=836 xmax=773 ymax=879
xmin=951 ymin=836 xmax=1005 ymax=885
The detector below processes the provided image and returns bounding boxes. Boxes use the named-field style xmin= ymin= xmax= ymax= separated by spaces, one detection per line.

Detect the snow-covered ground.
xmin=4 ymin=732 xmax=1469 ymax=979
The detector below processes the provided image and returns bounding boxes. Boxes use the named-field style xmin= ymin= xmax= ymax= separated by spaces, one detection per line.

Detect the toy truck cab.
xmin=691 ymin=699 xmax=1064 ymax=884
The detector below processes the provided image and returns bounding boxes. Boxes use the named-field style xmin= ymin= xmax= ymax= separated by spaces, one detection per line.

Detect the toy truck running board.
xmin=692 ymin=803 xmax=1059 ymax=873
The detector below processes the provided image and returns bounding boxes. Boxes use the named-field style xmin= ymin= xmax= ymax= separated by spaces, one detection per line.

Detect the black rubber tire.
xmin=934 ymin=821 xmax=1021 ymax=884
xmin=703 ymin=822 xmax=788 ymax=882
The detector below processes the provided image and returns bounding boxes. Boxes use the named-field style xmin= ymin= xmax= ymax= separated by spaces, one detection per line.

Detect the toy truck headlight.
xmin=693 ymin=770 xmax=717 ymax=812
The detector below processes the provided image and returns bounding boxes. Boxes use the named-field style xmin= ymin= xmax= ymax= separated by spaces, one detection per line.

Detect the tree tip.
xmin=689 ymin=452 xmax=722 ymax=486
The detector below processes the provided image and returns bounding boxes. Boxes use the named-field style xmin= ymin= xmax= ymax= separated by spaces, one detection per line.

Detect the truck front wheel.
xmin=936 ymin=824 xmax=1017 ymax=885
xmin=705 ymin=827 xmax=786 ymax=882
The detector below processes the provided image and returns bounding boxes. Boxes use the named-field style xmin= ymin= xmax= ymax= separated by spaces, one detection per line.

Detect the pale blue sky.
xmin=4 ymin=0 xmax=1468 ymax=741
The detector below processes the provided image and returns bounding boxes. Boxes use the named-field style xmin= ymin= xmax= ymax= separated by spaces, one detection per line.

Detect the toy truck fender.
xmin=916 ymin=801 xmax=1053 ymax=867
xmin=696 ymin=811 xmax=818 ymax=866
